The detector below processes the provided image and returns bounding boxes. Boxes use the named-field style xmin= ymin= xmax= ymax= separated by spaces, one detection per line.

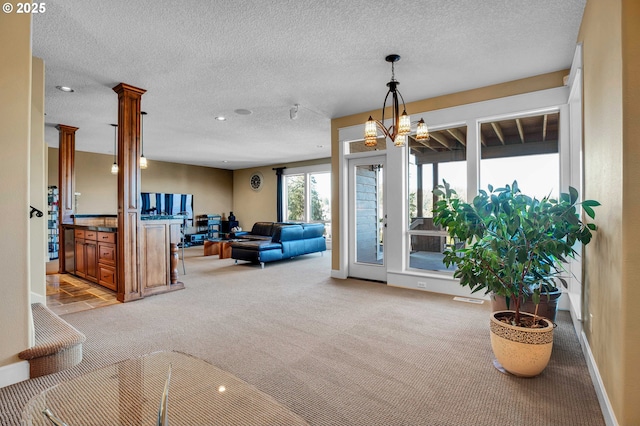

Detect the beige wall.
xmin=48 ymin=148 xmax=233 ymax=218
xmin=0 ymin=9 xmax=33 ymax=367
xmin=232 ymin=158 xmax=330 ymax=229
xmin=579 ymin=0 xmax=640 ymax=423
xmin=330 ymin=70 xmax=568 ymax=271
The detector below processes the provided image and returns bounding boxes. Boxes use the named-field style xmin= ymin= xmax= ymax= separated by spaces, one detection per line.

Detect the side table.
xmin=203 ymin=239 xmax=221 ymax=257
xmin=203 ymin=239 xmax=239 ymax=259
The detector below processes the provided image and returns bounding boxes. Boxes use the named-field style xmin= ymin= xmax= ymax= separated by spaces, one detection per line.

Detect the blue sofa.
xmin=230 ymin=222 xmax=326 ymax=268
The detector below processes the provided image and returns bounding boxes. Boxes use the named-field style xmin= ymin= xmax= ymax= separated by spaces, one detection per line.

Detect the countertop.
xmin=141 ymin=215 xmax=187 ymax=220
xmin=63 ymin=224 xmax=118 ymax=232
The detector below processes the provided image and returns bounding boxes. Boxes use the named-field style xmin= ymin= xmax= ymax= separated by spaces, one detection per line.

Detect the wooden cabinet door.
xmin=98 ymin=242 xmax=116 ymax=266
xmin=98 ymin=265 xmax=117 ymax=291
xmin=75 ymin=239 xmax=86 ymax=277
xmin=85 ymin=240 xmax=98 ymax=281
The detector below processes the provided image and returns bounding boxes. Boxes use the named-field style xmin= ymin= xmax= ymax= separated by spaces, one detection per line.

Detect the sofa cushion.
xmin=231 ymin=240 xmax=282 ymax=251
xmin=272 ymin=224 xmax=303 ymax=243
xmin=301 ymin=223 xmax=325 ymax=239
xmin=250 ymin=222 xmax=274 ymax=237
xmin=239 ymin=235 xmax=272 ymax=241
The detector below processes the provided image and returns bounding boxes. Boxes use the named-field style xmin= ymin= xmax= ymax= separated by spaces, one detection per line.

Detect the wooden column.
xmin=57 ymin=124 xmax=78 ymax=273
xmin=113 ymin=83 xmax=146 ymax=302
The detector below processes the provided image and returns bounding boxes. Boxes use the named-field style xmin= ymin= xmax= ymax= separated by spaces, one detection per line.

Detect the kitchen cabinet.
xmin=74 ymin=229 xmax=98 ymax=282
xmin=74 ymin=228 xmax=117 ymax=290
xmin=97 ymin=231 xmax=117 ymax=291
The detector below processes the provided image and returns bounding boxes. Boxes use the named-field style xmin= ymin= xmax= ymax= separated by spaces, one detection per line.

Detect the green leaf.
xmin=569 ymin=186 xmax=579 ymax=204
xmin=583 ymin=205 xmax=596 ymax=219
xmin=582 ymin=199 xmax=601 ymax=207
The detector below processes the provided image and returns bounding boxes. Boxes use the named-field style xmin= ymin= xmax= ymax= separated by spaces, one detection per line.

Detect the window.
xmin=283 ymin=166 xmax=332 ymax=243
xmin=480 ymin=112 xmax=559 ymax=198
xmin=284 ymin=174 xmax=306 ymax=221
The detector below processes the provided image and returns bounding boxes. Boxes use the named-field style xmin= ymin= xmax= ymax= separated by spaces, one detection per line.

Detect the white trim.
xmin=466 ymin=119 xmax=480 ymax=200
xmin=344 ymin=150 xmax=388 ymax=161
xmin=0 ymin=360 xmax=29 ymax=389
xmin=331 ymin=269 xmax=348 ymax=279
xmin=582 ymin=331 xmax=619 ymax=426
xmin=565 ymin=43 xmax=585 ymax=325
xmin=387 ymin=271 xmax=485 ymax=298
xmin=30 ymin=291 xmax=46 ymax=305
xmin=282 ymin=163 xmax=330 ymax=175
xmin=566 ymin=43 xmax=583 ymax=89
xmin=337 ymin=134 xmax=349 ymax=278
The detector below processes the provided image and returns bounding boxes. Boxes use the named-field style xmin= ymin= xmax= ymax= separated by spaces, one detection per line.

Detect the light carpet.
xmin=1 ymin=247 xmax=605 ymax=425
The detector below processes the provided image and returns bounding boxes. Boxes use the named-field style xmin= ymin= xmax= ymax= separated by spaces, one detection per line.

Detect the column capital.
xmin=112 ymin=83 xmax=147 ymax=96
xmin=56 ymin=124 xmax=79 ymax=133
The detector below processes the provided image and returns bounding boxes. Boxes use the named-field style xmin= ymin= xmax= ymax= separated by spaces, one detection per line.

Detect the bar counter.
xmin=61 ymin=214 xmax=185 ymax=301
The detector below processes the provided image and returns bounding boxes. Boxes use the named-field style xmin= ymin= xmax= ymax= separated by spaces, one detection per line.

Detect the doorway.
xmin=348 ymin=156 xmax=386 ymax=282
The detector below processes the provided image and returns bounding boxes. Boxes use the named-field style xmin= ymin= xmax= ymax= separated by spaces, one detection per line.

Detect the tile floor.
xmin=46 ymin=274 xmax=119 ymax=316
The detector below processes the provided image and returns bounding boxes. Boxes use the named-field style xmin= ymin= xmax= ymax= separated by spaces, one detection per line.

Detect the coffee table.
xmin=21 ymin=351 xmax=308 ymax=425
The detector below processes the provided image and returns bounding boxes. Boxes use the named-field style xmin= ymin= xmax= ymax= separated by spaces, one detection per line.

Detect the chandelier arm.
xmin=381 ymin=89 xmax=393 ymax=126
xmin=396 ymin=89 xmax=407 ymax=112
xmin=389 ymin=88 xmax=401 ymax=140
xmin=375 ymin=120 xmax=392 ymax=140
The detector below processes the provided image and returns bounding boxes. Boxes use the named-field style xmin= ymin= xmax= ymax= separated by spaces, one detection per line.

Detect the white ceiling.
xmin=33 ymin=0 xmax=586 ymax=170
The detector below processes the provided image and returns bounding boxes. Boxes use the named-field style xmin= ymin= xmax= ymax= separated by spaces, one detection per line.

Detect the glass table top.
xmin=22 ymin=351 xmax=308 ymax=426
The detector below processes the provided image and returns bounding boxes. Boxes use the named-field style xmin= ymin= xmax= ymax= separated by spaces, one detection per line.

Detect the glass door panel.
xmin=349 ymin=156 xmax=386 ymax=282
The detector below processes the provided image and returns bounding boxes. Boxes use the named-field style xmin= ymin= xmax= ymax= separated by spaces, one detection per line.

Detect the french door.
xmin=348 ymin=156 xmax=387 ymax=282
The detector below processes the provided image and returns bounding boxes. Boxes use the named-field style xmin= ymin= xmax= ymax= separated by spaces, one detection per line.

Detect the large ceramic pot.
xmin=489 ymin=310 xmax=554 ymax=377
xmin=490 ymin=289 xmax=562 ymax=323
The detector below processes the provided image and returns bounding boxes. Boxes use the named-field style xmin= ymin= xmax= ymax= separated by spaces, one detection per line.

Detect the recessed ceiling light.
xmin=234 ymin=109 xmax=252 ymax=116
xmin=56 ymin=86 xmax=74 ymax=92
xmin=222 ymin=160 xmax=229 ymax=163
xmin=215 ymin=116 xmax=226 ymax=121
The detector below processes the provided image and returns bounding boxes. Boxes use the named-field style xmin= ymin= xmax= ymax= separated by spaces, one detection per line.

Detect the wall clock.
xmin=250 ymin=172 xmax=263 ymax=191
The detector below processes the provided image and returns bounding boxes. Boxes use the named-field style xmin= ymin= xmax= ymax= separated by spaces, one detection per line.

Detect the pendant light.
xmin=364 ymin=54 xmax=430 ymax=147
xmin=110 ymin=124 xmax=118 ymax=175
xmin=140 ymin=111 xmax=148 ymax=169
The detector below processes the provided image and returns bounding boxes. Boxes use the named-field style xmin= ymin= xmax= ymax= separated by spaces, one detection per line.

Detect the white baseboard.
xmin=0 ymin=360 xmax=29 ymax=389
xmin=581 ymin=331 xmax=619 ymax=426
xmin=330 ymin=269 xmax=347 ymax=279
xmin=30 ymin=291 xmax=46 ymax=305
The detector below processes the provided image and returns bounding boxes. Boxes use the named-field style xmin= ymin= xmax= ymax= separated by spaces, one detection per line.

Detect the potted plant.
xmin=432 ymin=180 xmax=599 ymax=377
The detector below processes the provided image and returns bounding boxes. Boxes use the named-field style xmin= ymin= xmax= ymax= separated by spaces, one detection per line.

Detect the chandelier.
xmin=364 ymin=54 xmax=429 ymax=147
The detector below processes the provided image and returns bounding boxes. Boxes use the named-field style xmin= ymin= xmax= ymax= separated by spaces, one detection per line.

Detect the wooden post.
xmin=112 ymin=83 xmax=146 ymax=302
xmin=57 ymin=124 xmax=78 ymax=273
xmin=170 ymin=243 xmax=178 ymax=284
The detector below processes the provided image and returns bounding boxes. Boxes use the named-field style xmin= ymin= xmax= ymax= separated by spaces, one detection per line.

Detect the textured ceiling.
xmin=32 ymin=0 xmax=586 ymax=170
